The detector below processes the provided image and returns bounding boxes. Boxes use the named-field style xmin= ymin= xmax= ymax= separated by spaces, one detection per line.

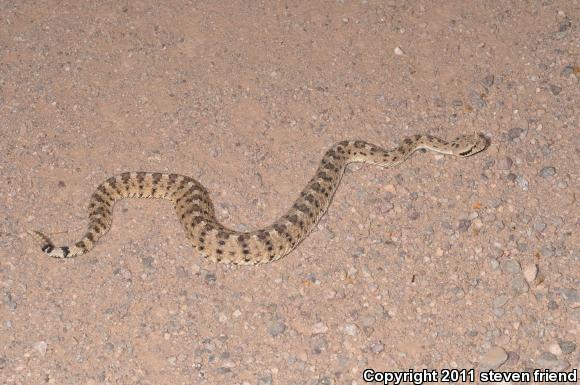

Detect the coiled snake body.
xmin=30 ymin=134 xmax=487 ymax=265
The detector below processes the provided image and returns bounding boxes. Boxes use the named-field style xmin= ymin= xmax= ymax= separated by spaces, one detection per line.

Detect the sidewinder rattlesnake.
xmin=30 ymin=133 xmax=487 ymax=265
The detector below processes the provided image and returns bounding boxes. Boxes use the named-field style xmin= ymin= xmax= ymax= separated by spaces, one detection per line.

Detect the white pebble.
xmin=523 ymin=264 xmax=538 ymax=283
xmin=311 ymin=322 xmax=328 ymax=334
xmin=34 ymin=341 xmax=48 ymax=356
xmin=394 ymin=46 xmax=404 ymax=55
xmin=549 ymin=343 xmax=563 ymax=356
xmin=343 ymin=323 xmax=359 ymax=336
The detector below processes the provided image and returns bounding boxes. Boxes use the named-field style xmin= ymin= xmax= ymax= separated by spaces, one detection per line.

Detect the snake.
xmin=29 ymin=133 xmax=487 ymax=265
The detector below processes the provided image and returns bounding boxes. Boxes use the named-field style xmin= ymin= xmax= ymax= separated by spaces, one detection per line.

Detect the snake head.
xmin=452 ymin=133 xmax=488 ymax=157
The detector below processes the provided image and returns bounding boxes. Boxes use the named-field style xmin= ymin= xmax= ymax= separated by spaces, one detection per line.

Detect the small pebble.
xmin=523 ymin=264 xmax=538 ymax=283
xmin=311 ymin=337 xmax=328 ymax=354
xmin=204 ymin=273 xmax=217 ymax=285
xmin=493 ymin=295 xmax=509 ymax=308
xmin=558 ymin=340 xmax=576 ymax=354
xmin=533 ymin=222 xmax=546 ymax=233
xmin=482 ymin=74 xmax=495 ymax=87
xmin=573 ymin=308 xmax=580 ymax=322
xmin=536 ymin=352 xmax=570 ymax=371
xmin=479 ymin=346 xmax=508 ymax=370
xmin=470 ymin=91 xmax=486 ymax=109
xmin=559 ymin=288 xmax=578 ymax=305
xmin=450 ymin=286 xmax=465 ymax=297
xmin=515 ymin=175 xmax=529 ymax=190
xmin=361 ymin=316 xmax=376 ymax=328
xmin=552 ymin=216 xmax=564 ymax=227
xmin=540 ymin=245 xmax=555 ymax=258
xmin=457 ymin=219 xmax=471 ymax=232
xmin=34 ymin=341 xmax=48 ymax=356
xmin=505 ymin=351 xmax=520 ymax=366
xmin=548 ymin=343 xmax=562 ymax=356
xmin=539 ymin=166 xmax=556 ymax=178
xmin=497 ymin=157 xmax=513 ymax=170
xmin=268 ymin=320 xmax=287 ymax=337
xmin=510 ymin=277 xmax=529 ymax=295
xmin=258 ymin=374 xmax=273 ymax=385
xmin=561 ymin=65 xmax=573 ymax=77
xmin=549 ymin=84 xmax=562 ymax=95
xmin=312 ymin=322 xmax=328 ymax=334
xmin=483 ymin=159 xmax=495 ymax=170
xmin=343 ymin=323 xmax=359 ymax=336
xmin=141 ymin=256 xmax=154 ymax=269
xmin=191 ymin=264 xmax=201 ymax=274
xmin=394 ymin=46 xmax=404 ymax=55
xmin=508 ymin=127 xmax=523 ymax=140
xmin=370 ymin=341 xmax=385 ymax=353
xmin=502 ymin=259 xmax=521 ymax=274
xmin=3 ymin=292 xmax=17 ymax=311
xmin=517 ymin=241 xmax=528 ymax=252
xmin=466 ymin=330 xmax=478 ymax=337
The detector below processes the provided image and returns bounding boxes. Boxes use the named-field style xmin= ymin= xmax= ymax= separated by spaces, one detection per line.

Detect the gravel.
xmin=482 ymin=74 xmax=495 ymax=87
xmin=311 ymin=322 xmax=328 ymax=335
xmin=558 ymin=340 xmax=576 ymax=354
xmin=268 ymin=320 xmax=287 ymax=337
xmin=369 ymin=340 xmax=385 ymax=353
xmin=549 ymin=84 xmax=562 ymax=95
xmin=3 ymin=2 xmax=577 ymax=383
xmin=508 ymin=127 xmax=524 ymax=140
xmin=523 ymin=264 xmax=538 ymax=283
xmin=457 ymin=219 xmax=471 ymax=232
xmin=502 ymin=259 xmax=521 ymax=274
xmin=493 ymin=295 xmax=509 ymax=308
xmin=258 ymin=374 xmax=273 ymax=385
xmin=539 ymin=166 xmax=556 ymax=178
xmin=540 ymin=245 xmax=555 ymax=257
xmin=496 ymin=157 xmax=513 ymax=170
xmin=3 ymin=291 xmax=17 ymax=311
xmin=470 ymin=91 xmax=486 ymax=109
xmin=343 ymin=324 xmax=359 ymax=337
xmin=479 ymin=346 xmax=508 ymax=370
xmin=510 ymin=277 xmax=529 ymax=295
xmin=515 ymin=175 xmax=529 ymax=190
xmin=533 ymin=222 xmax=547 ymax=232
xmin=536 ymin=352 xmax=570 ymax=371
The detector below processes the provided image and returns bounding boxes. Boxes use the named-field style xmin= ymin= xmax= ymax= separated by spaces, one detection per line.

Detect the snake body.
xmin=30 ymin=134 xmax=487 ymax=265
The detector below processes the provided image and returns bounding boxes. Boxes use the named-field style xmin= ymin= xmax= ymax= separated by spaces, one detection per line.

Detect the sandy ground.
xmin=1 ymin=1 xmax=578 ymax=384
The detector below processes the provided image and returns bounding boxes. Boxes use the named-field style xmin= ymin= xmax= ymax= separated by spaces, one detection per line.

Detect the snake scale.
xmin=30 ymin=134 xmax=487 ymax=265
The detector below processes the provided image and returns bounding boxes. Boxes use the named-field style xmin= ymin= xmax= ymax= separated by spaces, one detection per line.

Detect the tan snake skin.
xmin=30 ymin=133 xmax=487 ymax=265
